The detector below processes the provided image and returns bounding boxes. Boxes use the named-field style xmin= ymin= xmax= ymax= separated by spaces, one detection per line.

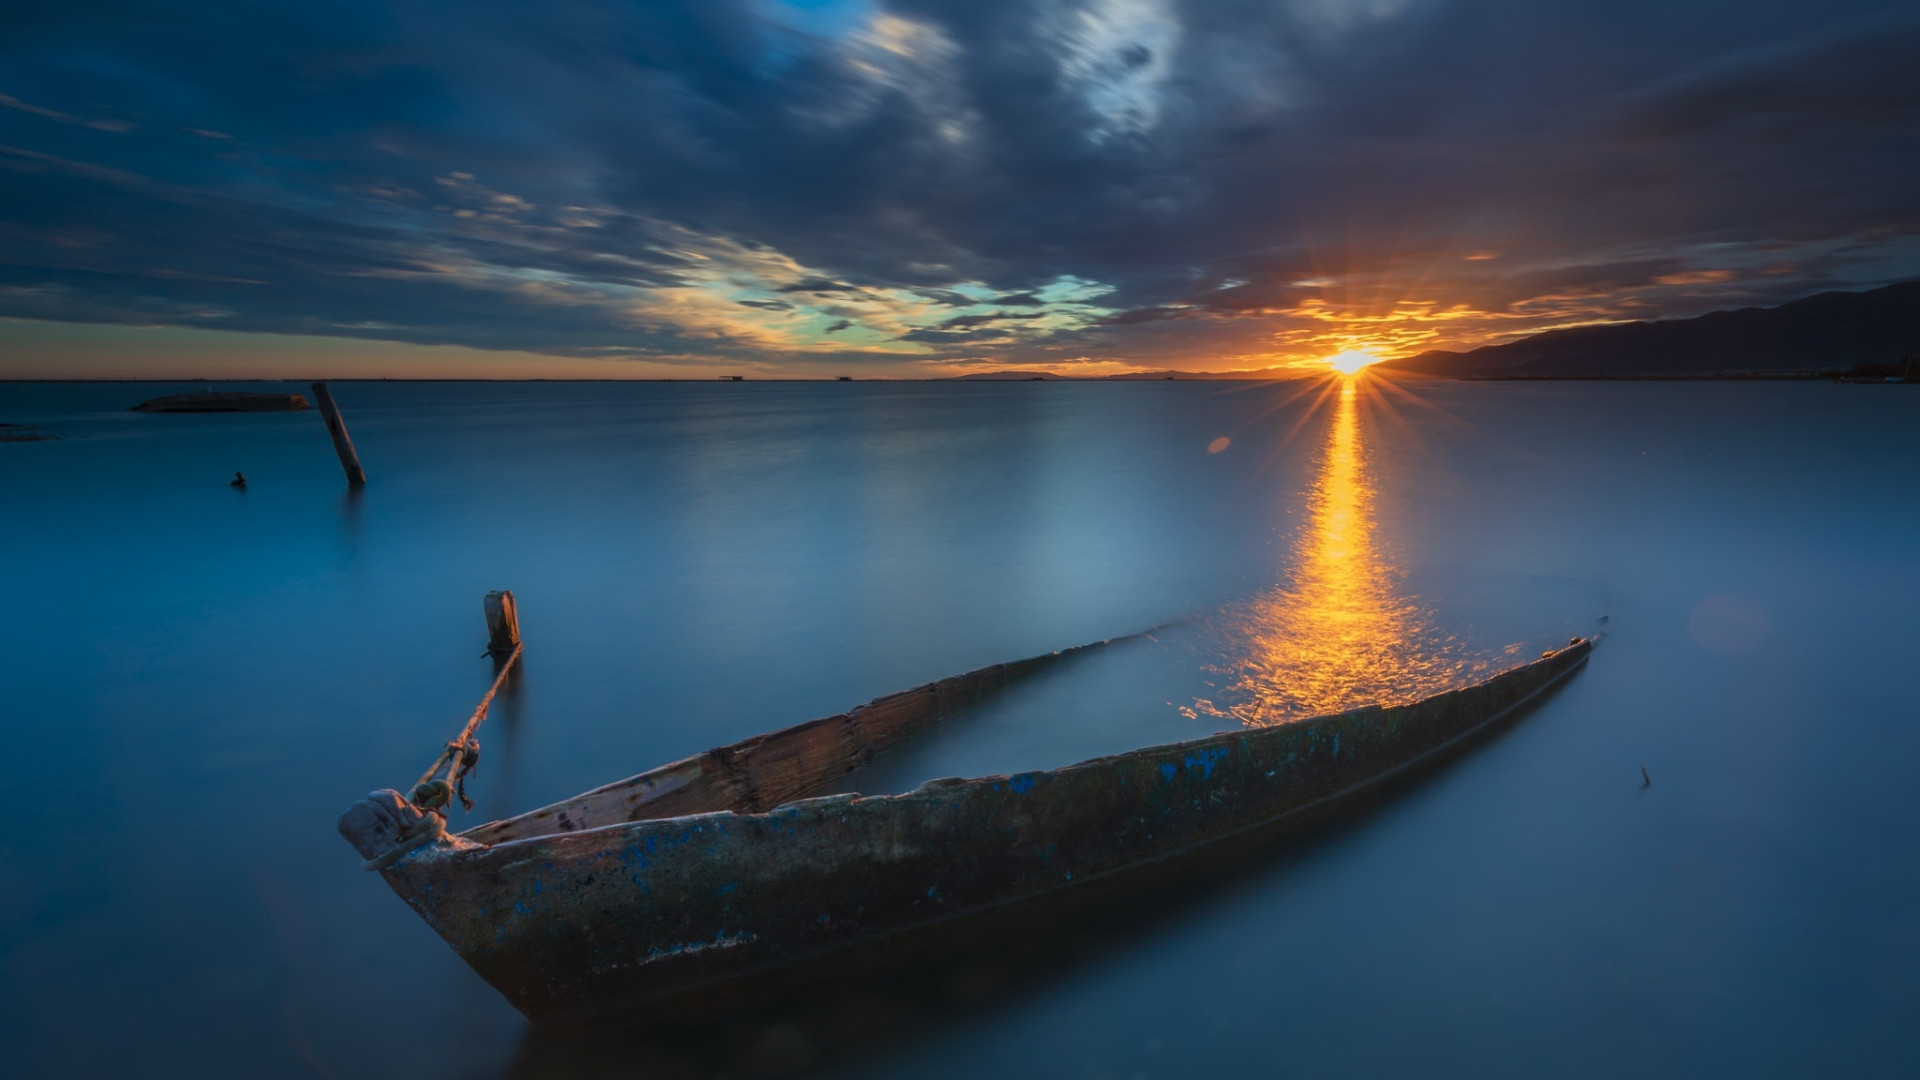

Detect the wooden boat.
xmin=340 ymin=634 xmax=1595 ymax=1020
xmin=132 ymin=390 xmax=309 ymax=412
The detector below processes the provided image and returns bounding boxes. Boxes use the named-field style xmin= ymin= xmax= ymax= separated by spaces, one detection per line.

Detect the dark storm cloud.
xmin=2 ymin=0 xmax=1917 ymax=370
xmin=899 ymin=326 xmax=1012 ymax=345
xmin=942 ymin=311 xmax=1013 ymax=329
xmin=1614 ymin=16 xmax=1920 ymax=138
xmin=1100 ymin=305 xmax=1194 ymax=326
xmin=777 ymin=278 xmax=863 ymax=294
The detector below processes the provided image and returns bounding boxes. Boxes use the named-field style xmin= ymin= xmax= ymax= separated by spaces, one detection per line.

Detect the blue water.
xmin=2 ymin=379 xmax=1915 ymax=1078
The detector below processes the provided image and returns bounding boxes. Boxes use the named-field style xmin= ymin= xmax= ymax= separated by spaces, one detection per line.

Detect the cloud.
xmin=0 ymin=0 xmax=1916 ymax=374
xmin=1613 ymin=14 xmax=1920 ymax=138
xmin=777 ymin=278 xmax=863 ymax=294
xmin=0 ymin=91 xmax=136 ymax=132
xmin=942 ymin=311 xmax=1010 ymax=328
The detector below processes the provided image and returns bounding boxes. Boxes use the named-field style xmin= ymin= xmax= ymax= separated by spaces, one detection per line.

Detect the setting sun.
xmin=1324 ymin=349 xmax=1382 ymax=376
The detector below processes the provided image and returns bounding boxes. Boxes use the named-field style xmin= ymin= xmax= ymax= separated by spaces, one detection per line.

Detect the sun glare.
xmin=1324 ymin=349 xmax=1381 ymax=376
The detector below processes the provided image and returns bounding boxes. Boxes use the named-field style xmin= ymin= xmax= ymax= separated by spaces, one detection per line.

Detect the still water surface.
xmin=2 ymin=378 xmax=1916 ymax=1077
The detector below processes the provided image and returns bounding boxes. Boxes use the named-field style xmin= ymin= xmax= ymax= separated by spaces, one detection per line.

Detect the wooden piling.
xmin=310 ymin=381 xmax=366 ymax=487
xmin=485 ymin=590 xmax=521 ymax=658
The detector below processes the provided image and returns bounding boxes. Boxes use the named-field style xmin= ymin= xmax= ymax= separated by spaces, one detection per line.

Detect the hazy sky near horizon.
xmin=3 ymin=0 xmax=1917 ymax=378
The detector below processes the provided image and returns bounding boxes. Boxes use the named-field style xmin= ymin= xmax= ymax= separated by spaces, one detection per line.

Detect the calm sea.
xmin=2 ymin=379 xmax=1915 ymax=1078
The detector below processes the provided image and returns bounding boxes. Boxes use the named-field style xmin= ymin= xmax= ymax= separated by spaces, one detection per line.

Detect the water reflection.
xmin=338 ymin=482 xmax=365 ymax=561
xmin=1193 ymin=375 xmax=1495 ymax=725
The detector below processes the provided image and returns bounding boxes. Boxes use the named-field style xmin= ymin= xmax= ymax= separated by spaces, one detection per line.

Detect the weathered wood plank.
xmin=484 ymin=590 xmax=521 ymax=658
xmin=727 ymin=714 xmax=865 ymax=811
xmin=310 ymin=381 xmax=366 ymax=486
xmin=457 ymin=636 xmax=1139 ymax=845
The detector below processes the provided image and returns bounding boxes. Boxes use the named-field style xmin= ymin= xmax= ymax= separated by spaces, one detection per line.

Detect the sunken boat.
xmin=340 ymin=634 xmax=1595 ymax=1020
xmin=132 ymin=390 xmax=309 ymax=412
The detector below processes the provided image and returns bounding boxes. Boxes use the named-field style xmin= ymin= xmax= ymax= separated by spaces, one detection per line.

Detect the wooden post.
xmin=484 ymin=590 xmax=521 ymax=658
xmin=310 ymin=381 xmax=366 ymax=487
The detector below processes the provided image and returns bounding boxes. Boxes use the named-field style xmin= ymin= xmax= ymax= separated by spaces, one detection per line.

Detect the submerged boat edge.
xmin=343 ymin=638 xmax=1595 ymax=1018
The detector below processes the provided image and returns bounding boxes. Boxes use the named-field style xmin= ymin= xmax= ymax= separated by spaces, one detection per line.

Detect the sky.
xmin=2 ymin=0 xmax=1917 ymax=378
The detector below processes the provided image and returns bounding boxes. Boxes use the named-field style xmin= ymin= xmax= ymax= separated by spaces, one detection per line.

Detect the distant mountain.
xmin=951 ymin=370 xmax=1066 ymax=380
xmin=1384 ymin=281 xmax=1920 ymax=378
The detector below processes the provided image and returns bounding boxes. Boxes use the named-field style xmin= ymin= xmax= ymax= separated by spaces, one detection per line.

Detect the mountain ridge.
xmin=1382 ymin=281 xmax=1920 ymax=378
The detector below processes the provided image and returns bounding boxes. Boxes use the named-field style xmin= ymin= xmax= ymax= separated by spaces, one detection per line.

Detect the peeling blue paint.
xmin=1183 ymin=747 xmax=1228 ymax=779
xmin=1010 ymin=774 xmax=1037 ymax=794
xmin=1159 ymin=763 xmax=1177 ymax=782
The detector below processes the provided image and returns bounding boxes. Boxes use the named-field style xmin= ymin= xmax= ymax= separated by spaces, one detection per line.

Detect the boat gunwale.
xmin=433 ymin=637 xmax=1595 ymax=862
xmin=452 ymin=629 xmax=1170 ymax=847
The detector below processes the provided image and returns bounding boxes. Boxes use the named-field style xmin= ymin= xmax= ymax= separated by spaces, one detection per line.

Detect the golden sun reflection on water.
xmin=1190 ymin=375 xmax=1499 ymax=727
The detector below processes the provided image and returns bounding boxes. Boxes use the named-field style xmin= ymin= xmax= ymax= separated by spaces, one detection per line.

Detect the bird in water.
xmin=230 ymin=471 xmax=247 ymax=488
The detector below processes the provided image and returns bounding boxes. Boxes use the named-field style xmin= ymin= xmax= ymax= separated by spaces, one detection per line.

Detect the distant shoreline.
xmin=3 ymin=372 xmax=1912 ymax=384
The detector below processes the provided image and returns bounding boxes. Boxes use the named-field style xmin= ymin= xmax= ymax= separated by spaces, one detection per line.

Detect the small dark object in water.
xmin=133 ymin=391 xmax=309 ymax=412
xmin=0 ymin=422 xmax=60 ymax=442
xmin=341 ymin=634 xmax=1597 ymax=1020
xmin=230 ymin=471 xmax=247 ymax=488
xmin=1641 ymin=765 xmax=1652 ymax=787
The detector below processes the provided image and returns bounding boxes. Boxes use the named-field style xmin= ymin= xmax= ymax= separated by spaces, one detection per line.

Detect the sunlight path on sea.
xmin=1192 ymin=374 xmax=1504 ymax=725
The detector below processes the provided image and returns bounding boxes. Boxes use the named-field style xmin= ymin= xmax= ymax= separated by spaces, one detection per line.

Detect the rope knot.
xmin=412 ymin=778 xmax=453 ymax=810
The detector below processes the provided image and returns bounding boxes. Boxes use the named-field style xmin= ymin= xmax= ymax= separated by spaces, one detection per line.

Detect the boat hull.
xmin=359 ymin=639 xmax=1590 ymax=1019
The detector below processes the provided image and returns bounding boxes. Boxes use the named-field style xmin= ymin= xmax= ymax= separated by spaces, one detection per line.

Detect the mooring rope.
xmin=411 ymin=642 xmax=521 ymax=804
xmin=364 ymin=643 xmax=522 ymax=871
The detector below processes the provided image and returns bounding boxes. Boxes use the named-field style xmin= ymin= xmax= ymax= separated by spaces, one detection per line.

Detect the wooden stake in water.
xmin=484 ymin=590 xmax=521 ymax=659
xmin=310 ymin=381 xmax=366 ymax=487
